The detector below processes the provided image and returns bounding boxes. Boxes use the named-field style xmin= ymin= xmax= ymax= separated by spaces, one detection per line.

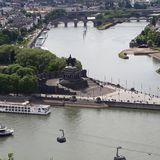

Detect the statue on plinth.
xmin=66 ymin=55 xmax=76 ymax=67
xmin=59 ymin=55 xmax=88 ymax=90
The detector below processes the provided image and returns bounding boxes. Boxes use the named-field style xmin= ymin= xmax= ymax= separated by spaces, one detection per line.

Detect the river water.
xmin=44 ymin=21 xmax=160 ymax=95
xmin=1 ymin=22 xmax=160 ymax=160
xmin=1 ymin=107 xmax=160 ymax=160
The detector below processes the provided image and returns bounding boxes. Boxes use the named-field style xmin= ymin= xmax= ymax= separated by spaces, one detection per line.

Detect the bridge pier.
xmin=137 ymin=19 xmax=140 ymax=22
xmin=84 ymin=21 xmax=87 ymax=27
xmin=54 ymin=23 xmax=58 ymax=28
xmin=74 ymin=21 xmax=77 ymax=27
xmin=65 ymin=22 xmax=68 ymax=27
xmin=93 ymin=22 xmax=96 ymax=27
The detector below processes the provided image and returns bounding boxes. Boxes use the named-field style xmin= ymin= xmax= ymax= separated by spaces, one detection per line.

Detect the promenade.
xmin=103 ymin=84 xmax=160 ymax=105
xmin=38 ymin=78 xmax=160 ymax=110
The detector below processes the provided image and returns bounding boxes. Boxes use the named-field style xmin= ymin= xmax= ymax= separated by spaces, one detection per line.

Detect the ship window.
xmin=9 ymin=109 xmax=11 ymax=111
xmin=15 ymin=109 xmax=17 ymax=111
xmin=12 ymin=109 xmax=14 ymax=111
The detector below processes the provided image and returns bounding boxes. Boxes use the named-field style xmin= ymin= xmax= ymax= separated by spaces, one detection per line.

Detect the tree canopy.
xmin=0 ymin=45 xmax=82 ymax=94
xmin=135 ymin=26 xmax=160 ymax=47
xmin=0 ymin=29 xmax=19 ymax=46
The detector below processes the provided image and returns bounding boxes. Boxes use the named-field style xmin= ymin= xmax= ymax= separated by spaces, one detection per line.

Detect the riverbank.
xmin=97 ymin=21 xmax=121 ymax=30
xmin=28 ymin=28 xmax=46 ymax=48
xmin=97 ymin=22 xmax=114 ymax=30
xmin=1 ymin=75 xmax=160 ymax=111
xmin=119 ymin=47 xmax=160 ymax=60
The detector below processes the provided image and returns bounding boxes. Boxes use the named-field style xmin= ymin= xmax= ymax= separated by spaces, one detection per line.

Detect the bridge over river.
xmin=51 ymin=17 xmax=96 ymax=27
xmin=50 ymin=16 xmax=151 ymax=28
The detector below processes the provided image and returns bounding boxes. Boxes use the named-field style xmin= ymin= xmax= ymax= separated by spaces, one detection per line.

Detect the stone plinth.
xmin=59 ymin=66 xmax=88 ymax=90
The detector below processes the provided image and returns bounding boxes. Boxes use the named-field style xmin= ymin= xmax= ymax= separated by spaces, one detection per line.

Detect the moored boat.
xmin=0 ymin=101 xmax=51 ymax=115
xmin=35 ymin=30 xmax=48 ymax=48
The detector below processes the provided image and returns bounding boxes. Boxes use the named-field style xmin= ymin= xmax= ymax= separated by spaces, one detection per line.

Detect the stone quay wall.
xmin=104 ymin=101 xmax=160 ymax=110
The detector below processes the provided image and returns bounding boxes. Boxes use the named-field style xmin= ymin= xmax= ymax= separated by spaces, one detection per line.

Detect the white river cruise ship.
xmin=0 ymin=101 xmax=51 ymax=115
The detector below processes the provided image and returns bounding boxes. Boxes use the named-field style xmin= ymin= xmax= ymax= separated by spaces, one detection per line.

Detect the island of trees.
xmin=133 ymin=17 xmax=160 ymax=48
xmin=95 ymin=10 xmax=132 ymax=30
xmin=128 ymin=15 xmax=160 ymax=74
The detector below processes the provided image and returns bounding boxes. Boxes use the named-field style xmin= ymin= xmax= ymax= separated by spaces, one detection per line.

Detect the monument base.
xmin=60 ymin=78 xmax=88 ymax=90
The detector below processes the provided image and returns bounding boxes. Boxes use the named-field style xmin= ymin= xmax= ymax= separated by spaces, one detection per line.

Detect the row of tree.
xmin=0 ymin=45 xmax=82 ymax=73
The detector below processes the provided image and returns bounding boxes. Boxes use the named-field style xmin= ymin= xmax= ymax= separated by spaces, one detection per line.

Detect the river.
xmin=1 ymin=22 xmax=160 ymax=160
xmin=1 ymin=107 xmax=160 ymax=160
xmin=44 ymin=21 xmax=160 ymax=95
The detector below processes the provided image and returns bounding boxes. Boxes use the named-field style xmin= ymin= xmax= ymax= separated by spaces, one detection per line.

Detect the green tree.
xmin=48 ymin=57 xmax=66 ymax=71
xmin=147 ymin=39 xmax=153 ymax=47
xmin=4 ymin=64 xmax=21 ymax=74
xmin=19 ymin=75 xmax=38 ymax=94
xmin=20 ymin=27 xmax=28 ymax=37
xmin=8 ymin=153 xmax=14 ymax=160
xmin=9 ymin=74 xmax=20 ymax=94
xmin=0 ymin=45 xmax=18 ymax=65
xmin=0 ymin=74 xmax=11 ymax=94
xmin=16 ymin=48 xmax=57 ymax=73
xmin=16 ymin=67 xmax=34 ymax=77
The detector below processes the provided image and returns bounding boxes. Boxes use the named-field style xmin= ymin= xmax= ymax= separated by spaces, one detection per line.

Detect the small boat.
xmin=0 ymin=124 xmax=14 ymax=137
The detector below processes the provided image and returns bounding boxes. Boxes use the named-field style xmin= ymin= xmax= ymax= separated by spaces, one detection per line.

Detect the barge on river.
xmin=0 ymin=101 xmax=51 ymax=115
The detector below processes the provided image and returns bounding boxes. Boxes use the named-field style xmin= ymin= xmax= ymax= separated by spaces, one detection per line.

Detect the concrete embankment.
xmin=40 ymin=98 xmax=160 ymax=111
xmin=2 ymin=93 xmax=160 ymax=111
xmin=44 ymin=99 xmax=109 ymax=109
xmin=105 ymin=101 xmax=160 ymax=111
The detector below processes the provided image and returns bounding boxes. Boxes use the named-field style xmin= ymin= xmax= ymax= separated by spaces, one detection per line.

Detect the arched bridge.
xmin=51 ymin=17 xmax=96 ymax=28
xmin=114 ymin=16 xmax=151 ymax=23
